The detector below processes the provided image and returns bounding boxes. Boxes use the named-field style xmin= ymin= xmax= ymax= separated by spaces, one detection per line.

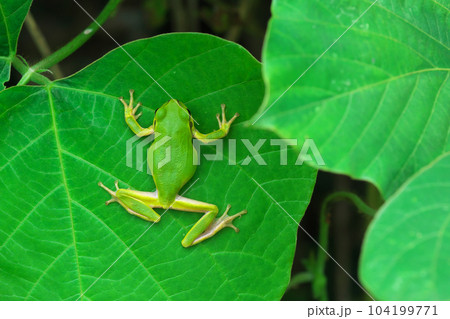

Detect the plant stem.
xmin=314 ymin=199 xmax=330 ymax=301
xmin=322 ymin=192 xmax=376 ymax=217
xmin=287 ymin=272 xmax=313 ymax=290
xmin=312 ymin=191 xmax=376 ymax=300
xmin=31 ymin=0 xmax=122 ymax=73
xmin=12 ymin=56 xmax=51 ymax=86
xmin=24 ymin=12 xmax=64 ymax=78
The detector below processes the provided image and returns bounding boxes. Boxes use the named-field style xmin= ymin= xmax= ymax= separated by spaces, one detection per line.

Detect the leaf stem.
xmin=31 ymin=0 xmax=122 ymax=73
xmin=311 ymin=191 xmax=376 ymax=300
xmin=322 ymin=192 xmax=376 ymax=217
xmin=12 ymin=56 xmax=51 ymax=86
xmin=287 ymin=272 xmax=313 ymax=290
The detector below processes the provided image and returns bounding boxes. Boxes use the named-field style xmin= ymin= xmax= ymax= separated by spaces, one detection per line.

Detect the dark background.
xmin=13 ymin=0 xmax=381 ymax=300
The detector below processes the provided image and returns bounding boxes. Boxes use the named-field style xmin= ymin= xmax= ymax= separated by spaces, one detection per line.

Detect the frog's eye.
xmin=178 ymin=106 xmax=190 ymax=121
xmin=155 ymin=107 xmax=166 ymax=120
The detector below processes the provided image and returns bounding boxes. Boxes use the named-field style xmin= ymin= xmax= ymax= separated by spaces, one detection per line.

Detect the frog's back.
xmin=148 ymin=100 xmax=196 ymax=207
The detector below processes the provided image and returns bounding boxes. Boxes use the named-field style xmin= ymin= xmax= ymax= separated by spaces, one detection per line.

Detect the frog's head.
xmin=154 ymin=99 xmax=193 ymax=128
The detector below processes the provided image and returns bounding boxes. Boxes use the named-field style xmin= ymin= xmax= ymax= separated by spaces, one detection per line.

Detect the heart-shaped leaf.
xmin=0 ymin=34 xmax=317 ymax=300
xmin=255 ymin=0 xmax=449 ymax=301
xmin=256 ymin=0 xmax=449 ymax=198
xmin=0 ymin=0 xmax=32 ymax=89
xmin=360 ymin=152 xmax=450 ymax=300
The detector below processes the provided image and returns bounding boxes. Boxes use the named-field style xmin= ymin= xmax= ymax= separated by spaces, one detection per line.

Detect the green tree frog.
xmin=99 ymin=90 xmax=246 ymax=247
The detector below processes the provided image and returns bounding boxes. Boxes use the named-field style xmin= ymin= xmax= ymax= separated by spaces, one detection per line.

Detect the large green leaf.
xmin=0 ymin=0 xmax=33 ymax=89
xmin=0 ymin=34 xmax=317 ymax=300
xmin=360 ymin=152 xmax=450 ymax=300
xmin=256 ymin=0 xmax=449 ymax=301
xmin=256 ymin=0 xmax=449 ymax=198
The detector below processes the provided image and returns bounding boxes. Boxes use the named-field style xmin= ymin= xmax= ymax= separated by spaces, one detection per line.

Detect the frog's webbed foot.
xmin=119 ymin=90 xmax=154 ymax=137
xmin=120 ymin=89 xmax=143 ymax=121
xmin=98 ymin=180 xmax=119 ymax=205
xmin=211 ymin=204 xmax=247 ymax=233
xmin=189 ymin=205 xmax=247 ymax=247
xmin=216 ymin=104 xmax=239 ymax=131
xmin=98 ymin=180 xmax=161 ymax=222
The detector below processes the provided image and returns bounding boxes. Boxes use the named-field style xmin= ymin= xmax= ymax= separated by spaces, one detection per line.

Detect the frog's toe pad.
xmin=218 ymin=207 xmax=247 ymax=232
xmin=98 ymin=181 xmax=119 ymax=204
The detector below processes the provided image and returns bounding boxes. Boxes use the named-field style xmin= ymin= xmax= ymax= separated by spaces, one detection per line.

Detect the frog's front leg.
xmin=98 ymin=181 xmax=161 ymax=222
xmin=120 ymin=89 xmax=154 ymax=137
xmin=192 ymin=104 xmax=239 ymax=143
xmin=170 ymin=196 xmax=247 ymax=247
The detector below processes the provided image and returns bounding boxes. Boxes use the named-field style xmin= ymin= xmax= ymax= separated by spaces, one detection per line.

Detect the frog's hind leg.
xmin=98 ymin=181 xmax=162 ymax=222
xmin=171 ymin=196 xmax=247 ymax=247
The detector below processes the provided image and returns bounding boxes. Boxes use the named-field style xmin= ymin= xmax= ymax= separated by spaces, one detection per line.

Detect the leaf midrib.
xmin=47 ymin=87 xmax=83 ymax=299
xmin=71 ymin=200 xmax=171 ymax=300
xmin=265 ymin=68 xmax=449 ymax=121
